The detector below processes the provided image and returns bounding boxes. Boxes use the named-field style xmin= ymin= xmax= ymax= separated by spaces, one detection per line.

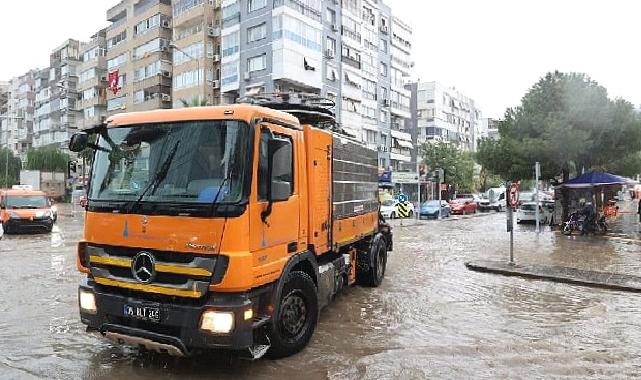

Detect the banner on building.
xmin=108 ymin=70 xmax=121 ymax=95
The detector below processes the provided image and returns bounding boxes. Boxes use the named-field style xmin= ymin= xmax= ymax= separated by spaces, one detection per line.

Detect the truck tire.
xmin=267 ymin=271 xmax=318 ymax=358
xmin=358 ymin=237 xmax=387 ymax=287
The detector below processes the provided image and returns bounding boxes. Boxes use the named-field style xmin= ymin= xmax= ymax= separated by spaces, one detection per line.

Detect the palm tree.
xmin=179 ymin=97 xmax=209 ymax=108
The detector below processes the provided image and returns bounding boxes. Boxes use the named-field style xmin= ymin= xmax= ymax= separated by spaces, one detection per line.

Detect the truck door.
xmin=249 ymin=123 xmax=301 ymax=284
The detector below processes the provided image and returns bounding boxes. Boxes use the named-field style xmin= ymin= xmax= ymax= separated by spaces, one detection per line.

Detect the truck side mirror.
xmin=69 ymin=132 xmax=89 ymax=152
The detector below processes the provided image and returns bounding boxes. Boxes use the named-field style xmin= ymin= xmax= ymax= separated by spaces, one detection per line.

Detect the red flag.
xmin=108 ymin=70 xmax=120 ymax=95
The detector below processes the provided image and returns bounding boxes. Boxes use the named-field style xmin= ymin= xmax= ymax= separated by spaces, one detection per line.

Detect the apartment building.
xmin=33 ymin=39 xmax=83 ymax=151
xmin=171 ymin=0 xmax=222 ymax=107
xmin=216 ymin=0 xmax=411 ymax=170
xmin=105 ymin=0 xmax=174 ymax=115
xmin=1 ymin=70 xmax=39 ymax=159
xmin=77 ymin=29 xmax=109 ymax=130
xmin=411 ymin=81 xmax=482 ymax=152
xmin=480 ymin=117 xmax=500 ymax=141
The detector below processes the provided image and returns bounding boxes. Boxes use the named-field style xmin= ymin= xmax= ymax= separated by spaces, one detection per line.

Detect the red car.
xmin=448 ymin=198 xmax=478 ymax=215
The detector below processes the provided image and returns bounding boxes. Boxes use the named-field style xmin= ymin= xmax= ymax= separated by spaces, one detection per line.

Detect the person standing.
xmin=638 ymin=199 xmax=641 ymax=223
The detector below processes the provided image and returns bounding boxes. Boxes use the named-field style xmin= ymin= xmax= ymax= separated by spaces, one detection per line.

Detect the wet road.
xmin=2 ymin=205 xmax=641 ymax=379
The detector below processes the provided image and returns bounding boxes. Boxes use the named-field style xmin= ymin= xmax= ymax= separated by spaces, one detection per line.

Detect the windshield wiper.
xmin=209 ymin=176 xmax=230 ymax=216
xmin=127 ymin=140 xmax=180 ymax=213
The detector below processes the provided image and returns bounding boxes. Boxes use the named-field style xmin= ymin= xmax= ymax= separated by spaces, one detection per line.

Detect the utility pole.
xmin=438 ymin=168 xmax=443 ymax=220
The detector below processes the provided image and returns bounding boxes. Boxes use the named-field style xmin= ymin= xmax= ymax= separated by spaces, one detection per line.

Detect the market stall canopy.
xmin=560 ymin=171 xmax=632 ymax=188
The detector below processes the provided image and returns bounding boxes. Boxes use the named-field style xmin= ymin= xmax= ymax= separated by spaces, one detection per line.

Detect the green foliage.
xmin=476 ymin=71 xmax=641 ymax=181
xmin=180 ymin=97 xmax=208 ymax=108
xmin=420 ymin=141 xmax=475 ymax=192
xmin=26 ymin=147 xmax=69 ymax=172
xmin=0 ymin=148 xmax=22 ymax=187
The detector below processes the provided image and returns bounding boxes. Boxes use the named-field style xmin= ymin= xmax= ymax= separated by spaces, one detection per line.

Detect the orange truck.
xmin=0 ymin=185 xmax=55 ymax=233
xmin=70 ymin=95 xmax=392 ymax=358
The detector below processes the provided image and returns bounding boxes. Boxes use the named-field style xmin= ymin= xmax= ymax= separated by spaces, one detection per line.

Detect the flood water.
xmin=2 ymin=204 xmax=641 ymax=379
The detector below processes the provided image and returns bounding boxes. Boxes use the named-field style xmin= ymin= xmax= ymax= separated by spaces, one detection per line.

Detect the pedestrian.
xmin=638 ymin=199 xmax=641 ymax=223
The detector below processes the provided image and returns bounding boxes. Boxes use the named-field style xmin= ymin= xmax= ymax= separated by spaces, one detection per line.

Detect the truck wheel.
xmin=358 ymin=237 xmax=387 ymax=287
xmin=267 ymin=271 xmax=318 ymax=358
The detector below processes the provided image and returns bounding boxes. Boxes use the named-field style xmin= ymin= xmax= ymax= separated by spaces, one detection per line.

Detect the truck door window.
xmin=258 ymin=130 xmax=293 ymax=201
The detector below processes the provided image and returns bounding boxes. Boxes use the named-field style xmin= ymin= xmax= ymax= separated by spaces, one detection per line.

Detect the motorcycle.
xmin=562 ymin=212 xmax=607 ymax=236
xmin=562 ymin=212 xmax=581 ymax=235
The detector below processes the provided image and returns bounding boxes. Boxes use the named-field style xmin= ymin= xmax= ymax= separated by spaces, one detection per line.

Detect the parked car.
xmin=516 ymin=201 xmax=554 ymax=224
xmin=380 ymin=199 xmax=414 ymax=219
xmin=448 ymin=198 xmax=478 ymax=215
xmin=419 ymin=200 xmax=450 ymax=219
xmin=478 ymin=187 xmax=506 ymax=212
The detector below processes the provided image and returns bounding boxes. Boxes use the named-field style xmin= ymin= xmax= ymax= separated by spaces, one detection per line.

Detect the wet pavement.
xmin=2 ymin=204 xmax=641 ymax=379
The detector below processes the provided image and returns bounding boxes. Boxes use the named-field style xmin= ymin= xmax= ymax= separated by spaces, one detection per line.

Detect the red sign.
xmin=108 ymin=70 xmax=121 ymax=95
xmin=508 ymin=181 xmax=520 ymax=208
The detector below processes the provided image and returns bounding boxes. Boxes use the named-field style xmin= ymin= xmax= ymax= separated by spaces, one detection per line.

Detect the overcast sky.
xmin=1 ymin=0 xmax=639 ymax=118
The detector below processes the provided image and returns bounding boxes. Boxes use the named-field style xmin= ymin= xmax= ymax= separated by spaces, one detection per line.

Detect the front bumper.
xmin=5 ymin=218 xmax=53 ymax=232
xmin=79 ymin=279 xmax=257 ymax=355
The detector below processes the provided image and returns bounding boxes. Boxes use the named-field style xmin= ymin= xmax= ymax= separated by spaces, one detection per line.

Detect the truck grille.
xmin=86 ymin=244 xmax=225 ymax=298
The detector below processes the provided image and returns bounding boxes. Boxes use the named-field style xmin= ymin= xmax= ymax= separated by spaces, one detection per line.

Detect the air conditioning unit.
xmin=100 ymin=75 xmax=107 ymax=81
xmin=207 ymin=27 xmax=219 ymax=37
xmin=244 ymin=72 xmax=250 ymax=81
xmin=207 ymin=52 xmax=214 ymax=58
xmin=161 ymin=19 xmax=171 ymax=28
xmin=331 ymin=24 xmax=338 ymax=32
xmin=159 ymin=46 xmax=168 ymax=52
xmin=161 ymin=70 xmax=171 ymax=78
xmin=213 ymin=54 xmax=220 ymax=62
xmin=325 ymin=49 xmax=335 ymax=59
xmin=380 ymin=25 xmax=388 ymax=34
xmin=211 ymin=80 xmax=220 ymax=89
xmin=161 ymin=93 xmax=171 ymax=102
xmin=383 ymin=99 xmax=390 ymax=107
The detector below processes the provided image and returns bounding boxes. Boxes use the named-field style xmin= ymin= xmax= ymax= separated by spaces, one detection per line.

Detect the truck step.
xmin=252 ymin=315 xmax=271 ymax=328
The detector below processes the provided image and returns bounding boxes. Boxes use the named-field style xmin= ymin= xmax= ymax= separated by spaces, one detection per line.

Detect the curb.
xmin=465 ymin=260 xmax=641 ymax=293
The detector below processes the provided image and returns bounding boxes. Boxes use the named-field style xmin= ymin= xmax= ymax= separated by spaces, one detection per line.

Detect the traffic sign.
xmin=508 ymin=181 xmax=520 ymax=208
xmin=398 ymin=193 xmax=408 ymax=202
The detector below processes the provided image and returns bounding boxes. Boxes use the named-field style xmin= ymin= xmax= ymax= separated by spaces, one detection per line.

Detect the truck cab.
xmin=71 ymin=98 xmax=391 ymax=358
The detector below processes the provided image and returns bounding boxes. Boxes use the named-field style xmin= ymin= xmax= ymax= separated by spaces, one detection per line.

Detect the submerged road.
xmin=2 ymin=205 xmax=641 ymax=379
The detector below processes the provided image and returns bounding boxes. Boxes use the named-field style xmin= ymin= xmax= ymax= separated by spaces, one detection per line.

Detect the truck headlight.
xmin=79 ymin=289 xmax=97 ymax=314
xmin=200 ymin=310 xmax=234 ymax=334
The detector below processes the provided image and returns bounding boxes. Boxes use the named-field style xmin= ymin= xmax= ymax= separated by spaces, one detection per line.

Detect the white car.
xmin=380 ymin=199 xmax=415 ymax=219
xmin=516 ymin=201 xmax=553 ymax=224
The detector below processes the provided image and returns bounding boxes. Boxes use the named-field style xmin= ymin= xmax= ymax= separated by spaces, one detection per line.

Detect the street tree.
xmin=477 ymin=71 xmax=641 ymax=181
xmin=180 ymin=97 xmax=208 ymax=107
xmin=0 ymin=148 xmax=22 ymax=187
xmin=420 ymin=141 xmax=475 ymax=192
xmin=26 ymin=147 xmax=69 ymax=172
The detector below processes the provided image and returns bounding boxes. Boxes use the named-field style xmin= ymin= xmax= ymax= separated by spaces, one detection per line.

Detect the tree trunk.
xmin=561 ymin=168 xmax=570 ymax=222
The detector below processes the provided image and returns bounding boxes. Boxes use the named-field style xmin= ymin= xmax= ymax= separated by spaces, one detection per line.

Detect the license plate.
xmin=123 ymin=303 xmax=161 ymax=322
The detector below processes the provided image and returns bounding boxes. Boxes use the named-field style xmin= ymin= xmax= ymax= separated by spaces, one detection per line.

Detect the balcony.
xmin=107 ymin=1 xmax=127 ymax=21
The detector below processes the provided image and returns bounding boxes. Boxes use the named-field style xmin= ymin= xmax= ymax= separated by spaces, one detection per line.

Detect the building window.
xmin=222 ymin=30 xmax=240 ymax=56
xmin=133 ymin=38 xmax=169 ymax=59
xmin=248 ymin=0 xmax=267 ymax=12
xmin=134 ymin=14 xmax=161 ymax=36
xmin=326 ymin=8 xmax=336 ymax=25
xmin=172 ymin=69 xmax=203 ymax=89
xmin=380 ymin=62 xmax=387 ymax=76
xmin=222 ymin=60 xmax=239 ymax=85
xmin=248 ymin=54 xmax=266 ymax=72
xmin=326 ymin=36 xmax=336 ymax=54
xmin=247 ymin=23 xmax=267 ymax=43
xmin=222 ymin=2 xmax=240 ymax=28
xmin=107 ymin=96 xmax=126 ymax=111
xmin=172 ymin=42 xmax=204 ymax=65
xmin=380 ymin=39 xmax=388 ymax=53
xmin=272 ymin=14 xmax=322 ymax=52
xmin=108 ymin=30 xmax=127 ymax=48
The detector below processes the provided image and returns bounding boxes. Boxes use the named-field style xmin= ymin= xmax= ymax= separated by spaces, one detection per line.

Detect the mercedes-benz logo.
xmin=141 ymin=215 xmax=148 ymax=225
xmin=131 ymin=251 xmax=156 ymax=284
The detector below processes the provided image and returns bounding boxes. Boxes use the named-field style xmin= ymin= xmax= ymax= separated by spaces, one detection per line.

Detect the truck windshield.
xmin=89 ymin=120 xmax=249 ymax=206
xmin=5 ymin=195 xmax=48 ymax=209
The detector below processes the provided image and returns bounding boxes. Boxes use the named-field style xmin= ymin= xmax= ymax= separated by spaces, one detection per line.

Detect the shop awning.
xmin=560 ymin=171 xmax=632 ymax=188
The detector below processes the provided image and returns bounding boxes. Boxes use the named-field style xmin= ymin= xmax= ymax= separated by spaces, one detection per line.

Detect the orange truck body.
xmin=76 ymin=104 xmax=391 ymax=357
